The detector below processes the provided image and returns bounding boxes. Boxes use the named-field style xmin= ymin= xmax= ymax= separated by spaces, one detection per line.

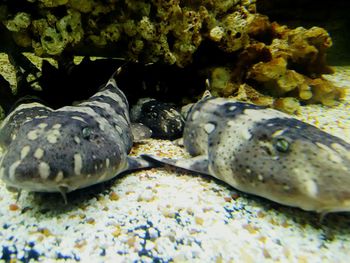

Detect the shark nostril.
xmin=261 ymin=146 xmax=273 ymax=155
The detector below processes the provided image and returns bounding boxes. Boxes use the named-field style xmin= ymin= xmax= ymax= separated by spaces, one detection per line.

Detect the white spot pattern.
xmin=9 ymin=161 xmax=21 ymax=180
xmin=39 ymin=162 xmax=50 ymax=179
xmin=20 ymin=146 xmax=31 ymax=159
xmin=34 ymin=148 xmax=44 ymax=159
xmin=204 ymin=123 xmax=216 ymax=134
xmin=74 ymin=153 xmax=83 ymax=175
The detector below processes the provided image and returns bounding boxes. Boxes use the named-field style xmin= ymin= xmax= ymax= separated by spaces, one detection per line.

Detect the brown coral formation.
xmin=210 ymin=16 xmax=345 ymax=110
xmin=0 ymin=0 xmax=256 ymax=66
xmin=244 ymin=21 xmax=345 ymax=107
xmin=0 ymin=0 xmax=345 ymax=110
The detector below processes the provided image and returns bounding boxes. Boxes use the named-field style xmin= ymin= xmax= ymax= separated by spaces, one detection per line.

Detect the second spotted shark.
xmin=143 ymin=94 xmax=350 ymax=214
xmin=0 ymin=70 xmax=153 ymax=202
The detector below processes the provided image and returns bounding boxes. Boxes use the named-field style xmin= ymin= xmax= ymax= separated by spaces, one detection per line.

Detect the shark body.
xmin=144 ymin=96 xmax=350 ymax=213
xmin=0 ymin=73 xmax=153 ymax=201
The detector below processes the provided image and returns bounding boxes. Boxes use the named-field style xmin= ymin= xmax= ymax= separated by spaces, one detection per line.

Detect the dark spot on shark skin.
xmin=219 ymin=101 xmax=263 ymax=118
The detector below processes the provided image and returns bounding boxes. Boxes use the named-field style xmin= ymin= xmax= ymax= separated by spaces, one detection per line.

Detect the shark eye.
xmin=274 ymin=138 xmax=290 ymax=153
xmin=82 ymin=127 xmax=92 ymax=139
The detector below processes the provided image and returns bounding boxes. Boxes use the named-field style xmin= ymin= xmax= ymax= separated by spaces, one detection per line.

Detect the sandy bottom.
xmin=0 ymin=55 xmax=350 ymax=262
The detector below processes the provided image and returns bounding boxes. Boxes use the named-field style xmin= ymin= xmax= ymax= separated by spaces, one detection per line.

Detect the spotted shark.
xmin=0 ymin=70 xmax=153 ymax=202
xmin=143 ymin=94 xmax=350 ymax=213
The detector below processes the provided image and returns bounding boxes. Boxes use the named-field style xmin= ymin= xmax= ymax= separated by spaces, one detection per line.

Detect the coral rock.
xmin=0 ymin=0 xmax=344 ymax=108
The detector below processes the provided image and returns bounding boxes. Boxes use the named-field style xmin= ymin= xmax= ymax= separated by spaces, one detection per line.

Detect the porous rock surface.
xmin=0 ymin=0 xmax=345 ymax=109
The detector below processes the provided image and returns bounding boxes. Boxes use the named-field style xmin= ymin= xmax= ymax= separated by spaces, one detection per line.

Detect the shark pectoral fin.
xmin=141 ymin=154 xmax=210 ymax=175
xmin=58 ymin=185 xmax=69 ymax=204
xmin=5 ymin=186 xmax=22 ymax=202
xmin=173 ymin=137 xmax=184 ymax=147
xmin=126 ymin=156 xmax=158 ymax=171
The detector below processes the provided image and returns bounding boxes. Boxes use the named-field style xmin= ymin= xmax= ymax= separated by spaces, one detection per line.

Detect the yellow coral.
xmin=39 ymin=0 xmax=68 ymax=8
xmin=12 ymin=32 xmax=32 ymax=48
xmin=219 ymin=11 xmax=250 ymax=52
xmin=56 ymin=9 xmax=83 ymax=45
xmin=40 ymin=27 xmax=65 ymax=55
xmin=210 ymin=67 xmax=237 ymax=97
xmin=101 ymin=24 xmax=121 ymax=43
xmin=2 ymin=0 xmax=255 ymax=67
xmin=209 ymin=26 xmax=225 ymax=42
xmin=273 ymin=97 xmax=300 ymax=114
xmin=5 ymin=12 xmax=31 ymax=32
xmin=276 ymin=70 xmax=305 ymax=93
xmin=248 ymin=57 xmax=287 ymax=83
xmin=138 ymin=17 xmax=156 ymax=41
xmin=69 ymin=0 xmax=95 ymax=13
xmin=307 ymin=78 xmax=346 ymax=106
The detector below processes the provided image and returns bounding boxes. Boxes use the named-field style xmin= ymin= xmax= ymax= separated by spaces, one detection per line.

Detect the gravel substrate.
xmin=0 ymin=62 xmax=350 ymax=262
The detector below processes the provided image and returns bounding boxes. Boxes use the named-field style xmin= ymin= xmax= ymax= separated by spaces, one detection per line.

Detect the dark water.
xmin=257 ymin=0 xmax=350 ymax=65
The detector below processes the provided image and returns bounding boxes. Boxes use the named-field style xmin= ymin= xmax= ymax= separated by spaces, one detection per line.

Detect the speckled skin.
xmin=130 ymin=98 xmax=185 ymax=140
xmin=144 ymin=96 xmax=350 ymax=213
xmin=0 ymin=75 xmax=153 ymax=199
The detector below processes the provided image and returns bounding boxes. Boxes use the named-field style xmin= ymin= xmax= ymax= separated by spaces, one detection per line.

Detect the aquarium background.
xmin=258 ymin=0 xmax=350 ymax=64
xmin=0 ymin=0 xmax=350 ymax=262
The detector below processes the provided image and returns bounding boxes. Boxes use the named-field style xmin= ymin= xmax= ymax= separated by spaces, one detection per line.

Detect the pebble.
xmin=137 ymin=189 xmax=154 ymax=202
